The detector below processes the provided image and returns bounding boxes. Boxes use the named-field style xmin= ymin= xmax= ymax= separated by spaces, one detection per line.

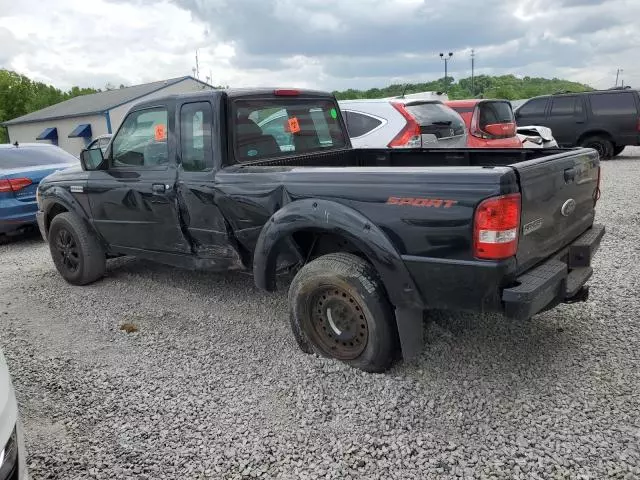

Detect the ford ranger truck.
xmin=35 ymin=88 xmax=604 ymax=372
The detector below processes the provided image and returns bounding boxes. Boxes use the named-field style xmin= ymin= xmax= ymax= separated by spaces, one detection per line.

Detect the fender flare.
xmin=40 ymin=185 xmax=99 ymax=241
xmin=253 ymin=198 xmax=424 ymax=310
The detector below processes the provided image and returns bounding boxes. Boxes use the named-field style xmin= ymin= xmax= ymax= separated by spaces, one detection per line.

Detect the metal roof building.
xmin=2 ymin=76 xmax=213 ymax=155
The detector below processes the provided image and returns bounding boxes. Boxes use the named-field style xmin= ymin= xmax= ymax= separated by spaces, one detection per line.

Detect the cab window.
xmin=112 ymin=108 xmax=168 ymax=168
xmin=232 ymin=98 xmax=347 ymax=162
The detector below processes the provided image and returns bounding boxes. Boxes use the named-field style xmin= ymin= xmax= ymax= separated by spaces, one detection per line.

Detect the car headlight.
xmin=0 ymin=426 xmax=18 ymax=480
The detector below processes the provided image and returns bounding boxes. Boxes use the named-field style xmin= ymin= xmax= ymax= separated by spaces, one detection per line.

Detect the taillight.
xmin=0 ymin=177 xmax=32 ymax=193
xmin=388 ymin=103 xmax=421 ymax=148
xmin=473 ymin=194 xmax=521 ymax=260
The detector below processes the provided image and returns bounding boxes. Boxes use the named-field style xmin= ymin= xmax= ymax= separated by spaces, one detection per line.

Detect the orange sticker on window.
xmin=287 ymin=117 xmax=301 ymax=134
xmin=154 ymin=124 xmax=167 ymax=141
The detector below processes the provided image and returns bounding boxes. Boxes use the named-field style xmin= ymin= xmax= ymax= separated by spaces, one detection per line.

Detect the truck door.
xmin=88 ymin=105 xmax=191 ymax=253
xmin=175 ymin=100 xmax=243 ymax=269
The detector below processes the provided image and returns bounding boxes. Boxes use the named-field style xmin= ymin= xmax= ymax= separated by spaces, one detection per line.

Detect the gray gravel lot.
xmin=1 ymin=148 xmax=640 ymax=479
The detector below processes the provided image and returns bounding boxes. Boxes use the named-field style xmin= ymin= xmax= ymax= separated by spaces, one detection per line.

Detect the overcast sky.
xmin=0 ymin=0 xmax=637 ymax=92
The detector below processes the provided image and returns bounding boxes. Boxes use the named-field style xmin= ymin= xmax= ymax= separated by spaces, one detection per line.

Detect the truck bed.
xmin=239 ymin=147 xmax=579 ymax=169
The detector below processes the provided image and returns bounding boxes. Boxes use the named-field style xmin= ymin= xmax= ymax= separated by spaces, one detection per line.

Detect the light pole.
xmin=440 ymin=52 xmax=453 ymax=91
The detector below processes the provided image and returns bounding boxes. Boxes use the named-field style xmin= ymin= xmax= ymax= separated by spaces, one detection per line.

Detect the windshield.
xmin=232 ymin=98 xmax=347 ymax=162
xmin=0 ymin=145 xmax=79 ymax=170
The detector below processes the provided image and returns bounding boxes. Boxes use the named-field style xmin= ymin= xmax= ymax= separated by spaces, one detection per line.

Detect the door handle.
xmin=152 ymin=183 xmax=166 ymax=194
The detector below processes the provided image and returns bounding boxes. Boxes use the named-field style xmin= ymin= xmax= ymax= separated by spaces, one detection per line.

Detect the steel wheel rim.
xmin=55 ymin=228 xmax=80 ymax=273
xmin=308 ymin=287 xmax=369 ymax=360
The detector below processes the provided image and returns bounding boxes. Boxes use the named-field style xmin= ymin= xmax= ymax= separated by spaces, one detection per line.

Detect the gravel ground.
xmin=1 ymin=148 xmax=640 ymax=479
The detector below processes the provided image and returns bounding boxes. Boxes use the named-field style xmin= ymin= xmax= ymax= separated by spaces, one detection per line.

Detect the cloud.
xmin=0 ymin=0 xmax=637 ymax=92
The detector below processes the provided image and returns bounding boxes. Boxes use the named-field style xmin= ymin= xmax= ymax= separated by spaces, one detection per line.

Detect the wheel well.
xmin=577 ymin=130 xmax=613 ymax=145
xmin=45 ymin=203 xmax=68 ymax=233
xmin=291 ymin=230 xmax=366 ymax=263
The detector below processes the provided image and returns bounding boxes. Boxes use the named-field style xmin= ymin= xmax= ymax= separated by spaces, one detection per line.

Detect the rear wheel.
xmin=288 ymin=253 xmax=398 ymax=373
xmin=612 ymin=145 xmax=625 ymax=157
xmin=580 ymin=135 xmax=613 ymax=160
xmin=48 ymin=212 xmax=106 ymax=285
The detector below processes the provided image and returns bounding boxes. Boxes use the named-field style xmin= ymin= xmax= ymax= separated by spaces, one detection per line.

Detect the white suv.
xmin=338 ymin=99 xmax=467 ymax=149
xmin=0 ymin=348 xmax=27 ymax=480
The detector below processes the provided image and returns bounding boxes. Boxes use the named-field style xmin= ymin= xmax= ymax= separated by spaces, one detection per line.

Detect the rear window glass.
xmin=0 ymin=146 xmax=79 ymax=170
xmin=405 ymin=103 xmax=466 ymax=136
xmin=344 ymin=111 xmax=383 ymax=137
xmin=590 ymin=93 xmax=638 ymax=116
xmin=233 ymin=98 xmax=347 ymax=162
xmin=478 ymin=101 xmax=514 ymax=127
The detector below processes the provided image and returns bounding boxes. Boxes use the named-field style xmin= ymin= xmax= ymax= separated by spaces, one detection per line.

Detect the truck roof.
xmin=132 ymin=88 xmax=335 ymax=110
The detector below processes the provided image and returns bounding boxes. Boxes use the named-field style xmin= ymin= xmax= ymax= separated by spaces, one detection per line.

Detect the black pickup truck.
xmin=36 ymin=88 xmax=604 ymax=372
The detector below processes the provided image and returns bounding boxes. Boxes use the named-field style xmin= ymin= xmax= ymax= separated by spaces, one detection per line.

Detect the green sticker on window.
xmin=330 ymin=108 xmax=338 ymax=119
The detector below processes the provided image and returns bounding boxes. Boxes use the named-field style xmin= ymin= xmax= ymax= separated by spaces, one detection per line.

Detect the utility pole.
xmin=471 ymin=49 xmax=475 ymax=96
xmin=615 ymin=68 xmax=623 ymax=87
xmin=195 ymin=50 xmax=200 ymax=80
xmin=439 ymin=52 xmax=453 ymax=92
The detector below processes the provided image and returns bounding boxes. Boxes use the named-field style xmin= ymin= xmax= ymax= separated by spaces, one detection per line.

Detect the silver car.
xmin=338 ymin=98 xmax=467 ymax=149
xmin=0 ymin=348 xmax=27 ymax=479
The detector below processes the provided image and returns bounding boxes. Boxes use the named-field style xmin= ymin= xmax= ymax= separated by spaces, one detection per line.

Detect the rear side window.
xmin=233 ymin=98 xmax=347 ymax=162
xmin=590 ymin=93 xmax=638 ymax=115
xmin=478 ymin=101 xmax=514 ymax=127
xmin=405 ymin=103 xmax=466 ymax=136
xmin=517 ymin=98 xmax=548 ymax=117
xmin=0 ymin=146 xmax=79 ymax=169
xmin=180 ymin=102 xmax=213 ymax=172
xmin=344 ymin=111 xmax=383 ymax=137
xmin=550 ymin=96 xmax=578 ymax=116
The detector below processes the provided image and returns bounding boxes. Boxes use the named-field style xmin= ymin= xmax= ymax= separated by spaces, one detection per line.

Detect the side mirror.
xmin=80 ymin=148 xmax=104 ymax=171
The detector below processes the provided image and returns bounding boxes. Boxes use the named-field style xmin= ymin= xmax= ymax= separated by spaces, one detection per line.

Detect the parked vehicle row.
xmin=35 ymin=88 xmax=603 ymax=373
xmin=514 ymin=88 xmax=640 ymax=158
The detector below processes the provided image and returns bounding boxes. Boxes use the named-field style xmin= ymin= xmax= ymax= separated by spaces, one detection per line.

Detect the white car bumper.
xmin=0 ymin=352 xmax=27 ymax=480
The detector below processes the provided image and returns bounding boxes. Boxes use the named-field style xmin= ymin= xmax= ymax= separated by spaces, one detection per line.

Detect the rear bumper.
xmin=502 ymin=224 xmax=605 ymax=320
xmin=401 ymin=224 xmax=604 ymax=319
xmin=0 ymin=199 xmax=38 ymax=235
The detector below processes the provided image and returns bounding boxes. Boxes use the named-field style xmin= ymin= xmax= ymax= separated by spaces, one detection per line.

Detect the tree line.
xmin=333 ymin=74 xmax=593 ymax=101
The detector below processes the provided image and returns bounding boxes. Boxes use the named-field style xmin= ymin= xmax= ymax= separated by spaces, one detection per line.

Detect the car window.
xmin=0 ymin=146 xmax=79 ymax=169
xmin=478 ymin=101 xmax=514 ymax=127
xmin=180 ymin=102 xmax=213 ymax=172
xmin=550 ymin=96 xmax=577 ymax=116
xmin=235 ymin=98 xmax=347 ymax=162
xmin=590 ymin=93 xmax=638 ymax=116
xmin=344 ymin=111 xmax=383 ymax=137
xmin=112 ymin=108 xmax=168 ymax=168
xmin=517 ymin=98 xmax=548 ymax=117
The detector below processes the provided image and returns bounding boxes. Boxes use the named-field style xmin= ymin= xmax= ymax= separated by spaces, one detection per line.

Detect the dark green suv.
xmin=515 ymin=88 xmax=640 ymax=159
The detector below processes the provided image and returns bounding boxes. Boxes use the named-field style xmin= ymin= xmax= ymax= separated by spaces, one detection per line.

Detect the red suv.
xmin=446 ymin=99 xmax=522 ymax=148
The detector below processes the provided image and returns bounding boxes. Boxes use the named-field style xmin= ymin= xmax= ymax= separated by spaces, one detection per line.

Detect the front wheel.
xmin=288 ymin=253 xmax=398 ymax=373
xmin=48 ymin=212 xmax=106 ymax=285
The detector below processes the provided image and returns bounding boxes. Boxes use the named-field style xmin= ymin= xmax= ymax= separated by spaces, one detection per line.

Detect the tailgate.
xmin=511 ymin=148 xmax=600 ymax=273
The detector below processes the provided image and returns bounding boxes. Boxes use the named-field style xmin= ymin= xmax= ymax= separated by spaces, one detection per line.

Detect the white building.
xmin=2 ymin=76 xmax=213 ymax=155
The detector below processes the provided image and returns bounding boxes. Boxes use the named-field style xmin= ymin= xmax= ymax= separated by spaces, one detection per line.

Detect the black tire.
xmin=48 ymin=212 xmax=106 ymax=285
xmin=612 ymin=145 xmax=625 ymax=157
xmin=580 ymin=135 xmax=613 ymax=160
xmin=288 ymin=253 xmax=398 ymax=373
